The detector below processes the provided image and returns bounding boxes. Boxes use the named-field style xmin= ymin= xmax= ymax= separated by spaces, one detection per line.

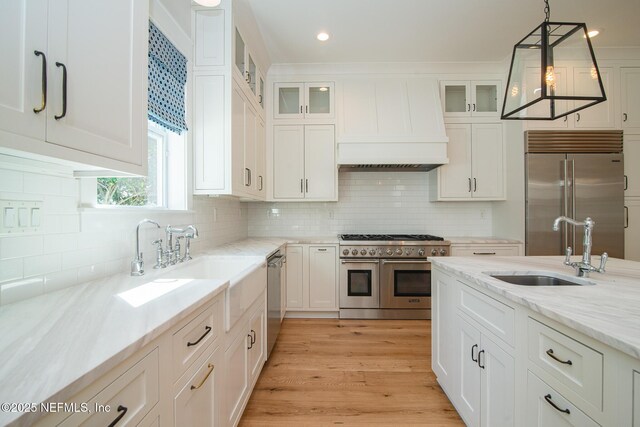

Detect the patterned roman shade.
xmin=148 ymin=21 xmax=188 ymax=134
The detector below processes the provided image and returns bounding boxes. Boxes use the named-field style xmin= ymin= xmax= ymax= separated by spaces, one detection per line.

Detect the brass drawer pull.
xmin=190 ymin=363 xmax=215 ymax=390
xmin=546 ymin=348 xmax=572 ymax=365
xmin=187 ymin=325 xmax=212 ymax=347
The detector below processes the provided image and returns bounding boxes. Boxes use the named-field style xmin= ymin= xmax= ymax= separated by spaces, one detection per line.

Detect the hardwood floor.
xmin=239 ymin=319 xmax=463 ymax=426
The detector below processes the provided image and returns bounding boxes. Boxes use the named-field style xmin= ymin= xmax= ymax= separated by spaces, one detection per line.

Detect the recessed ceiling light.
xmin=317 ymin=32 xmax=330 ymax=42
xmin=194 ymin=0 xmax=221 ymax=7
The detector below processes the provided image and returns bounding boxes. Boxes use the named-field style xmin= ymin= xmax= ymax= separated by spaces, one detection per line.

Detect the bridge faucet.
xmin=131 ymin=219 xmax=161 ymax=276
xmin=552 ymin=216 xmax=608 ymax=277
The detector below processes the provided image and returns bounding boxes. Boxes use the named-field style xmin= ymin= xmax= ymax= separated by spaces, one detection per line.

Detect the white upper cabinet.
xmin=194 ymin=9 xmax=225 ymax=68
xmin=233 ymin=26 xmax=264 ymax=113
xmin=0 ymin=0 xmax=148 ymax=174
xmin=440 ymin=80 xmax=502 ymax=118
xmin=573 ymin=67 xmax=616 ymax=129
xmin=274 ymin=82 xmax=335 ymax=119
xmin=621 ymin=67 xmax=640 ymax=133
xmin=273 ymin=125 xmax=337 ymax=201
xmin=524 ymin=66 xmax=570 ymax=129
xmin=431 ymin=123 xmax=504 ymax=201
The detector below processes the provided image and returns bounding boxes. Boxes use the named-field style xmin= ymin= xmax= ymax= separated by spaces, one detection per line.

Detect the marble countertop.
xmin=431 ymin=255 xmax=640 ymax=359
xmin=0 ymin=238 xmax=284 ymax=426
xmin=446 ymin=236 xmax=524 ymax=244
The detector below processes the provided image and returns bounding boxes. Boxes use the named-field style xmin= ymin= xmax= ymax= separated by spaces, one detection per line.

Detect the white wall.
xmin=0 ymin=163 xmax=247 ymax=306
xmin=248 ymin=171 xmax=493 ymax=237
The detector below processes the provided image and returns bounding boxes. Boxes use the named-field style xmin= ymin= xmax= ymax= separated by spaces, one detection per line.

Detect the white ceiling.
xmin=247 ymin=0 xmax=640 ymax=64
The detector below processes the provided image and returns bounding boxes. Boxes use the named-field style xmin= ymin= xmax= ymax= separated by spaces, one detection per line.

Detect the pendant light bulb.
xmin=194 ymin=0 xmax=222 ymax=7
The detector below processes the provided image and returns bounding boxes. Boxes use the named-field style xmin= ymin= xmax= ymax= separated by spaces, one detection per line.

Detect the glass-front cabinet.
xmin=234 ymin=26 xmax=263 ymax=112
xmin=274 ymin=82 xmax=335 ymax=119
xmin=440 ymin=80 xmax=502 ymax=118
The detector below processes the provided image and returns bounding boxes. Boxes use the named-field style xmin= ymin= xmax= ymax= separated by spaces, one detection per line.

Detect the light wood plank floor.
xmin=239 ymin=319 xmax=463 ymax=426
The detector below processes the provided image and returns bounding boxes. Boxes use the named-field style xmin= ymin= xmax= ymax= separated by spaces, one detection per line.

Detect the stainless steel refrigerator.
xmin=525 ymin=130 xmax=624 ymax=258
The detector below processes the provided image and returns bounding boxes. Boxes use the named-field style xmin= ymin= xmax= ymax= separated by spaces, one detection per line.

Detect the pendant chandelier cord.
xmin=544 ymin=0 xmax=551 ymax=22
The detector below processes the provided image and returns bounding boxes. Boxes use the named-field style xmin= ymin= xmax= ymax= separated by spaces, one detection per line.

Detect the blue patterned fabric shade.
xmin=148 ymin=21 xmax=188 ymax=134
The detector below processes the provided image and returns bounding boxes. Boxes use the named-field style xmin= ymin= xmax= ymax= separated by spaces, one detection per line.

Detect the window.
xmin=97 ymin=122 xmax=169 ymax=207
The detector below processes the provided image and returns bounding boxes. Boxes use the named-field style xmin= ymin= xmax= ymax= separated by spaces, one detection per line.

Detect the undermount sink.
xmin=485 ymin=272 xmax=596 ymax=287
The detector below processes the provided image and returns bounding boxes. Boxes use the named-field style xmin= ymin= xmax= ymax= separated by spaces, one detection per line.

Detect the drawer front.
xmin=59 ymin=348 xmax=159 ymax=426
xmin=528 ymin=318 xmax=603 ymax=411
xmin=173 ymin=299 xmax=221 ymax=380
xmin=527 ymin=371 xmax=600 ymax=427
xmin=459 ymin=283 xmax=515 ymax=346
xmin=451 ymin=245 xmax=521 ymax=256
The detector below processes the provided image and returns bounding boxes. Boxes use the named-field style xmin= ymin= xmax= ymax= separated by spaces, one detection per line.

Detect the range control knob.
xmin=369 ymin=249 xmax=377 ymax=255
xmin=360 ymin=249 xmax=367 ymax=255
xmin=431 ymin=249 xmax=438 ymax=256
xmin=404 ymin=249 xmax=412 ymax=255
xmin=418 ymin=249 xmax=425 ymax=256
xmin=439 ymin=248 xmax=447 ymax=256
xmin=352 ymin=249 xmax=358 ymax=255
xmin=386 ymin=249 xmax=393 ymax=255
xmin=343 ymin=249 xmax=350 ymax=256
xmin=395 ymin=248 xmax=403 ymax=255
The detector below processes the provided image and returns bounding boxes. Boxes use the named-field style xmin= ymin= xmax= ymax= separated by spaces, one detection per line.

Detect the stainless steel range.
xmin=338 ymin=234 xmax=450 ymax=319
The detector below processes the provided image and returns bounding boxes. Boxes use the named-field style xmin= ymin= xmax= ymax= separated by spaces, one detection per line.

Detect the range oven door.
xmin=380 ymin=259 xmax=431 ymax=309
xmin=340 ymin=259 xmax=380 ymax=309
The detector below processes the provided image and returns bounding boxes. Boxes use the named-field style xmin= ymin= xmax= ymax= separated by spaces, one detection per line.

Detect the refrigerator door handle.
xmin=562 ymin=158 xmax=568 ymax=251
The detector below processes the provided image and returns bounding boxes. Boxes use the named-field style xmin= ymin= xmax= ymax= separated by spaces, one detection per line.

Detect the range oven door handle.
xmin=381 ymin=260 xmax=431 ymax=264
xmin=340 ymin=260 xmax=380 ymax=264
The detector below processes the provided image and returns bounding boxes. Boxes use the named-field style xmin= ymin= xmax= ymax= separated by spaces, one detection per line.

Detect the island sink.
xmin=486 ymin=272 xmax=596 ymax=287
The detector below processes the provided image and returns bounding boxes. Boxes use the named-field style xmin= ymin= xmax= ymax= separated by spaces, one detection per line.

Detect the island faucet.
xmin=131 ymin=219 xmax=161 ymax=276
xmin=552 ymin=216 xmax=608 ymax=277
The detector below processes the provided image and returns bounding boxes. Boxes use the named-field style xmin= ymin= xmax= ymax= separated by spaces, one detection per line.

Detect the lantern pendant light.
xmin=501 ymin=0 xmax=606 ymax=120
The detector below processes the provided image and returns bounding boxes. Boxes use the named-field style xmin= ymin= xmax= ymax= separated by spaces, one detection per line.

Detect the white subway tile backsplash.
xmin=43 ymin=233 xmax=77 ymax=253
xmin=23 ymin=253 xmax=61 ymax=278
xmin=0 ymin=169 xmax=23 ymax=192
xmin=43 ymin=269 xmax=78 ymax=293
xmin=0 ymin=235 xmax=43 ymax=259
xmin=0 ymin=259 xmax=23 ymax=283
xmin=77 ymin=264 xmax=104 ymax=284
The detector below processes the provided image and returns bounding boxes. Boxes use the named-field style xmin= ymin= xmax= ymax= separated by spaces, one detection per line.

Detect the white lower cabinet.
xmin=174 ymin=344 xmax=222 ymax=427
xmin=285 ymin=244 xmax=338 ymax=313
xmin=634 ymin=371 xmax=640 ymax=427
xmin=456 ymin=315 xmax=515 ymax=427
xmin=431 ymin=270 xmax=457 ymax=394
xmin=450 ymin=243 xmax=523 ymax=257
xmin=526 ymin=371 xmax=600 ymax=427
xmin=223 ymin=293 xmax=266 ymax=427
xmin=625 ymin=200 xmax=640 ymax=261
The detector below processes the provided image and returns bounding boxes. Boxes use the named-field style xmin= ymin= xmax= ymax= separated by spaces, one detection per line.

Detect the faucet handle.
xmin=597 ymin=252 xmax=608 ymax=273
xmin=564 ymin=247 xmax=573 ymax=265
xmin=152 ymin=239 xmax=164 ymax=269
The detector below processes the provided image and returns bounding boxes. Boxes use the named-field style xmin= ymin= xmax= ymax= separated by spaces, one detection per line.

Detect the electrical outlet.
xmin=0 ymin=200 xmax=43 ymax=234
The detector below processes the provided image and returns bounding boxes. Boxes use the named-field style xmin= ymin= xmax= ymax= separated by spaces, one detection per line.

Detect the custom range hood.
xmin=337 ymin=77 xmax=449 ymax=172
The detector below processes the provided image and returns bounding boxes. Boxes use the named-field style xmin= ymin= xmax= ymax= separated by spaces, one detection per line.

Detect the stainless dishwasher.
xmin=267 ymin=250 xmax=285 ymax=358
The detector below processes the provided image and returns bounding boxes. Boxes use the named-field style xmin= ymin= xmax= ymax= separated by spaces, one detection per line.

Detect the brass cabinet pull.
xmin=187 ymin=325 xmax=212 ymax=347
xmin=190 ymin=363 xmax=215 ymax=390
xmin=33 ymin=51 xmax=47 ymax=113
xmin=546 ymin=348 xmax=572 ymax=365
xmin=54 ymin=62 xmax=67 ymax=120
xmin=107 ymin=405 xmax=127 ymax=427
xmin=544 ymin=394 xmax=570 ymax=414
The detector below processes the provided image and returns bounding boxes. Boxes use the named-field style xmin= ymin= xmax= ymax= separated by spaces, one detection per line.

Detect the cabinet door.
xmin=308 ymin=246 xmax=337 ymax=309
xmin=224 ymin=330 xmax=249 ymax=427
xmin=305 ymin=82 xmax=334 ymax=118
xmin=304 ymin=125 xmax=336 ymax=200
xmin=471 ymin=123 xmax=504 ymax=199
xmin=625 ymin=200 xmax=640 ymax=262
xmin=0 ymin=0 xmax=47 ymax=141
xmin=255 ymin=119 xmax=266 ymax=198
xmin=234 ymin=27 xmax=247 ymax=82
xmin=458 ymin=316 xmax=482 ymax=427
xmin=441 ymin=81 xmax=471 ymax=117
xmin=257 ymin=72 xmax=265 ymax=111
xmin=625 ymin=136 xmax=640 ymax=198
xmin=174 ymin=346 xmax=221 ymax=427
xmin=46 ymin=0 xmax=147 ymax=166
xmin=438 ymin=124 xmax=472 ymax=199
xmin=244 ymin=102 xmax=257 ymax=196
xmin=480 ymin=335 xmax=515 ymax=427
xmin=573 ymin=67 xmax=615 ymax=129
xmin=622 ymin=68 xmax=640 ymax=132
xmin=194 ymin=75 xmax=226 ymax=192
xmin=247 ymin=52 xmax=257 ymax=97
xmin=471 ymin=81 xmax=501 ymax=117
xmin=274 ymin=83 xmax=304 ymax=119
xmin=634 ymin=371 xmax=640 ymax=427
xmin=194 ymin=9 xmax=225 ymax=68
xmin=525 ymin=67 xmax=570 ymax=128
xmin=285 ymin=245 xmax=304 ymax=309
xmin=232 ymin=83 xmax=247 ymax=196
xmin=248 ymin=302 xmax=266 ymax=381
xmin=273 ymin=125 xmax=305 ymax=199
xmin=432 ymin=270 xmax=457 ymax=395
